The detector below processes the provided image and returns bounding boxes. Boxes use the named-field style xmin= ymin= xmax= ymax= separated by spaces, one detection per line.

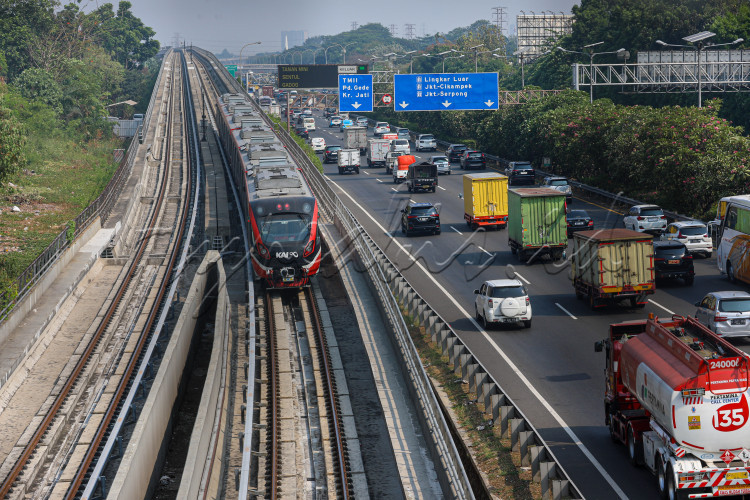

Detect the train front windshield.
xmin=259 ymin=213 xmax=312 ymax=243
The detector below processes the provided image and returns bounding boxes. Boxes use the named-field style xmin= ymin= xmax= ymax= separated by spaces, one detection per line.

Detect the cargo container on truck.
xmin=262 ymin=85 xmax=274 ymax=98
xmin=463 ymin=173 xmax=509 ymax=230
xmin=337 ymin=149 xmax=360 ymax=175
xmin=393 ymin=154 xmax=415 ymax=183
xmin=367 ymin=138 xmax=391 ymax=167
xmin=507 ymin=188 xmax=567 ymax=262
xmin=385 ymin=150 xmax=404 ymax=174
xmin=571 ymin=229 xmax=655 ymax=308
xmin=406 ymin=162 xmax=438 ymax=193
xmin=344 ymin=126 xmax=368 ymax=154
xmin=595 ymin=314 xmax=750 ymax=499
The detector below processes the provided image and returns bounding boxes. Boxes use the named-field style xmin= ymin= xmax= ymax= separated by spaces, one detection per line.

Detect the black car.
xmin=445 ymin=144 xmax=468 ymax=163
xmin=653 ymin=240 xmax=694 ymax=285
xmin=401 ymin=201 xmax=440 ymax=236
xmin=323 ymin=145 xmax=342 ymax=164
xmin=293 ymin=125 xmax=309 ymax=139
xmin=460 ymin=150 xmax=486 ymax=170
xmin=324 ymin=107 xmax=337 ymax=118
xmin=566 ymin=209 xmax=594 ymax=237
xmin=506 ymin=162 xmax=536 ymax=185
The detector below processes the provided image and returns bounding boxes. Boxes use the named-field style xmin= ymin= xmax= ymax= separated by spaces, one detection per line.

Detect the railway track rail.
xmin=0 ymin=49 xmax=196 ymax=499
xmin=257 ymin=289 xmax=351 ymax=498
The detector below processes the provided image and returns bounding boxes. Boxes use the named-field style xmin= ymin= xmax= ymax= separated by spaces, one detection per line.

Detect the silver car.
xmin=429 ymin=155 xmax=450 ymax=175
xmin=417 ymin=134 xmax=437 ymax=152
xmin=542 ymin=176 xmax=572 ymax=201
xmin=623 ymin=205 xmax=668 ymax=235
xmin=695 ymin=291 xmax=750 ymax=337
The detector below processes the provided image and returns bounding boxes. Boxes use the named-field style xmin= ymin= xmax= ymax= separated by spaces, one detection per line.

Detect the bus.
xmin=716 ymin=195 xmax=750 ymax=283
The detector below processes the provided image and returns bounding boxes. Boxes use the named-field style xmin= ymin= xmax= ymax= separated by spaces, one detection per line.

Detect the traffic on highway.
xmin=286 ymin=105 xmax=750 ymax=499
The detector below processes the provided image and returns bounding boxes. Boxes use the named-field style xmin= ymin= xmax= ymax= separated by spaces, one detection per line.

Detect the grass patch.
xmin=267 ymin=114 xmax=324 ymax=173
xmin=0 ymin=132 xmax=122 ymax=300
xmin=402 ymin=309 xmax=543 ymax=499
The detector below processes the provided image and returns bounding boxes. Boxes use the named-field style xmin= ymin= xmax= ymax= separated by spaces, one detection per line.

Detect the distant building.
xmin=281 ymin=30 xmax=307 ymax=50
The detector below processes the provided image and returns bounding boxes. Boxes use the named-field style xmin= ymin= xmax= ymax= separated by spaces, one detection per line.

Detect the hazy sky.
xmin=113 ymin=0 xmax=579 ymax=55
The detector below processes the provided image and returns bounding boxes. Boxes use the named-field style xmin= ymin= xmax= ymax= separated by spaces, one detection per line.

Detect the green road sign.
xmin=225 ymin=64 xmax=238 ymax=77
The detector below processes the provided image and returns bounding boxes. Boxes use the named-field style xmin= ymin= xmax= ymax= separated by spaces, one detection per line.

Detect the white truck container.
xmin=337 ymin=149 xmax=360 ymax=175
xmin=367 ymin=139 xmax=391 ymax=168
xmin=344 ymin=126 xmax=368 ymax=154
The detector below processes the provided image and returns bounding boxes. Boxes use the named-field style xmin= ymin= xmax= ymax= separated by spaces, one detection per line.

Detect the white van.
xmin=302 ymin=116 xmax=316 ymax=131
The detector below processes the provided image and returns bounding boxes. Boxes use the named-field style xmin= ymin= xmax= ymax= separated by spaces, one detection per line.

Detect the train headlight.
xmin=257 ymin=242 xmax=269 ymax=258
xmin=303 ymin=238 xmax=315 ymax=257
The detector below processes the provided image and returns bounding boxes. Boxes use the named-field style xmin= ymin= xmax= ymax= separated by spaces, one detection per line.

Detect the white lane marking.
xmin=376 ymin=178 xmax=383 ymax=183
xmin=364 ymin=171 xmax=370 ymax=175
xmin=391 ymin=187 xmax=398 ymax=192
xmin=649 ymin=299 xmax=675 ymax=315
xmin=328 ymin=178 xmax=626 ymax=499
xmin=514 ymin=272 xmax=531 ymax=285
xmin=477 ymin=246 xmax=493 ymax=257
xmin=556 ymin=303 xmax=578 ymax=320
xmin=451 ymin=226 xmax=463 ymax=235
xmin=438 ymin=186 xmax=446 ymax=191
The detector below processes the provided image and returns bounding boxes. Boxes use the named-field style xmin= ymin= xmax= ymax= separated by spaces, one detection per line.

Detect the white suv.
xmin=416 ymin=134 xmax=437 ymax=152
xmin=660 ymin=221 xmax=712 ymax=257
xmin=623 ymin=205 xmax=667 ymax=235
xmin=474 ymin=279 xmax=532 ymax=329
xmin=374 ymin=122 xmax=390 ymax=137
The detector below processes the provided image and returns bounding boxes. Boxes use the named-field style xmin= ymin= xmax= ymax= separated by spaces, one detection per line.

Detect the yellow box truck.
xmin=571 ymin=228 xmax=655 ymax=309
xmin=463 ymin=172 xmax=509 ymax=230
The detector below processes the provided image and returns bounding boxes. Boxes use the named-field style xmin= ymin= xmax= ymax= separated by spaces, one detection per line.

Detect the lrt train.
xmin=215 ymin=92 xmax=321 ymax=288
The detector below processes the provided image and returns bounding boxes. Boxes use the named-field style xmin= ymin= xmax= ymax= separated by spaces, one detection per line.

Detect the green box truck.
xmin=508 ymin=188 xmax=567 ymax=262
xmin=571 ymin=228 xmax=655 ymax=309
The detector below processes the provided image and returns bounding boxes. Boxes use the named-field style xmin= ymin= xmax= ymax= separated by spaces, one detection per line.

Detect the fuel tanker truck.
xmin=595 ymin=314 xmax=750 ymax=498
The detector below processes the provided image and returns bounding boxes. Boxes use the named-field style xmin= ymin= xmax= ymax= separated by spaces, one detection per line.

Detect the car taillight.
xmin=488 ymin=299 xmax=494 ymax=307
xmin=525 ymin=297 xmax=530 ymax=306
xmin=588 ymin=221 xmax=594 ymax=226
xmin=567 ymin=221 xmax=571 ymax=226
xmin=408 ymin=215 xmax=417 ymax=219
xmin=654 ymin=257 xmax=665 ymax=261
xmin=637 ymin=216 xmax=645 ymax=221
xmin=684 ymin=254 xmax=693 ymax=259
xmin=661 ymin=215 xmax=666 ymax=219
xmin=715 ymin=316 xmax=728 ymax=323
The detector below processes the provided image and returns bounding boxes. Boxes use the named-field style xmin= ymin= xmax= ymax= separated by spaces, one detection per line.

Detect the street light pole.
xmin=443 ymin=54 xmax=464 ymax=72
xmin=239 ymin=41 xmax=261 ymax=68
xmin=469 ymin=44 xmax=484 ymax=72
xmin=557 ymin=43 xmax=625 ymax=103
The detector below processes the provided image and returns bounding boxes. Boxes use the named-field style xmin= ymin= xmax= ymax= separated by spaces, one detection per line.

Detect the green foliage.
xmin=0 ymin=88 xmax=27 ymax=182
xmin=386 ymin=92 xmax=749 ymax=220
xmin=91 ymin=1 xmax=159 ymax=69
xmin=0 ymin=0 xmax=56 ymax=80
xmin=13 ymin=68 xmax=63 ymax=114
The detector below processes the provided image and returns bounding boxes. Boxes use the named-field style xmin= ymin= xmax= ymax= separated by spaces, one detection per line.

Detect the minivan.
xmin=302 ymin=116 xmax=316 ymax=131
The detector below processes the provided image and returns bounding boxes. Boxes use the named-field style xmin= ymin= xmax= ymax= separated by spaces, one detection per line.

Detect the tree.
xmin=0 ymin=89 xmax=26 ymax=182
xmin=13 ymin=68 xmax=63 ymax=113
xmin=0 ymin=0 xmax=56 ymax=80
xmin=91 ymin=1 xmax=159 ymax=69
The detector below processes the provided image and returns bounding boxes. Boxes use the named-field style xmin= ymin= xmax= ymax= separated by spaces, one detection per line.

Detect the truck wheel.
xmin=510 ymin=245 xmax=517 ymax=255
xmin=356 ymin=167 xmax=360 ymax=174
xmin=665 ymin=465 xmax=685 ymax=500
xmin=432 ymin=187 xmax=436 ymax=193
xmin=339 ymin=167 xmax=343 ymax=175
xmin=627 ymin=425 xmax=643 ymax=466
xmin=407 ymin=184 xmax=412 ymax=192
xmin=575 ymin=289 xmax=583 ymax=300
xmin=518 ymin=250 xmax=527 ymax=263
xmin=368 ymin=160 xmax=372 ymax=167
xmin=727 ymin=261 xmax=736 ymax=283
xmin=657 ymin=457 xmax=668 ymax=498
xmin=608 ymin=417 xmax=618 ymax=442
xmin=589 ymin=295 xmax=599 ymax=310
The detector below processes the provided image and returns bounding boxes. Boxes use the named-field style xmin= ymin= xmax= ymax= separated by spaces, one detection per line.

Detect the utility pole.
xmin=351 ymin=21 xmax=358 ymax=31
xmin=492 ymin=6 xmax=508 ymax=37
xmin=389 ymin=24 xmax=398 ymax=37
xmin=404 ymin=24 xmax=416 ymax=40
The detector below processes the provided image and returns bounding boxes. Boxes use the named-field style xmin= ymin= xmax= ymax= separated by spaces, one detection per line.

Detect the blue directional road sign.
xmin=339 ymin=74 xmax=373 ymax=113
xmin=393 ymin=72 xmax=499 ymax=111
